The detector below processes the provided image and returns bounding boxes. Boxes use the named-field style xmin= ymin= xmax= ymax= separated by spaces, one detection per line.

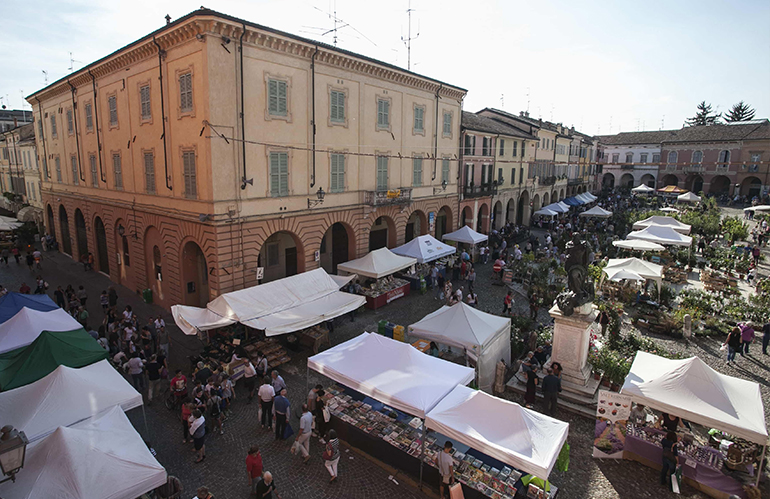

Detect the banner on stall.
xmin=592 ymin=389 xmax=632 ymax=459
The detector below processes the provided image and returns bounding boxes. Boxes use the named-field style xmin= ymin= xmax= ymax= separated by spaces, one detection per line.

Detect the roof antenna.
xmin=42 ymin=70 xmax=48 ymax=85
xmin=660 ymin=115 xmax=665 ymax=130
xmin=68 ymin=52 xmax=82 ymax=72
xmin=500 ymin=94 xmax=504 ymax=109
xmin=526 ymin=87 xmax=530 ymax=113
xmin=401 ymin=0 xmax=420 ymax=70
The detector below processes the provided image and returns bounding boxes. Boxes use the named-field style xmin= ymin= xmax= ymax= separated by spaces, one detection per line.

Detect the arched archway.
xmin=559 ymin=189 xmax=565 ymax=200
xmin=709 ymin=175 xmax=731 ymax=195
xmin=74 ymin=209 xmax=88 ymax=261
xmin=46 ymin=205 xmax=56 ymax=240
xmin=59 ymin=205 xmax=72 ymax=256
xmin=685 ymin=175 xmax=704 ymax=194
xmin=517 ymin=191 xmax=530 ymax=226
xmin=532 ymin=194 xmax=541 ymax=213
xmin=477 ymin=203 xmax=489 ymax=233
xmin=620 ymin=173 xmax=634 ymax=189
xmin=552 ymin=190 xmax=558 ymax=203
xmin=640 ymin=174 xmax=655 ymax=188
xmin=181 ymin=240 xmax=209 ymax=307
xmin=369 ymin=216 xmax=396 ymax=251
xmin=405 ymin=210 xmax=427 ymax=242
xmin=435 ymin=205 xmax=452 ymax=240
xmin=741 ymin=176 xmax=762 ymax=199
xmin=602 ymin=173 xmax=615 ymax=190
xmin=94 ymin=216 xmax=109 ymax=274
xmin=661 ymin=174 xmax=679 ymax=187
xmin=144 ymin=226 xmax=167 ymax=305
xmin=259 ymin=231 xmax=305 ymax=283
xmin=320 ymin=222 xmax=355 ymax=274
xmin=506 ymin=198 xmax=516 ymax=225
xmin=493 ymin=201 xmax=503 ymax=230
xmin=114 ymin=218 xmax=130 ymax=285
xmin=461 ymin=206 xmax=472 ymax=228
xmin=542 ymin=192 xmax=550 ymax=207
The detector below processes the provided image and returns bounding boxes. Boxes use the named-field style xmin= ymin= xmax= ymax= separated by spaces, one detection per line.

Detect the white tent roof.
xmin=612 ymin=240 xmax=665 ymax=251
xmin=677 ymin=191 xmax=701 ymax=203
xmin=171 ymin=268 xmax=365 ymax=336
xmin=534 ymin=208 xmax=558 ymax=217
xmin=584 ymin=192 xmax=597 ymax=201
xmin=330 ymin=274 xmax=356 ymax=288
xmin=660 ymin=207 xmax=680 ymax=213
xmin=442 ymin=225 xmax=488 ymax=245
xmin=426 ymin=385 xmax=569 ymax=479
xmin=544 ymin=203 xmax=568 ymax=214
xmin=621 ymin=352 xmax=767 ymax=445
xmin=337 ymin=247 xmax=416 ymax=278
xmin=631 ymin=184 xmax=655 ymax=193
xmin=627 ymin=225 xmax=692 ymax=247
xmin=307 ymin=332 xmax=474 ymax=418
xmin=744 ymin=205 xmax=770 ymax=212
xmin=633 ymin=216 xmax=691 ymax=234
xmin=0 ymin=406 xmax=166 ymax=499
xmin=605 ymin=257 xmax=663 ymax=280
xmin=557 ymin=201 xmax=571 ymax=211
xmin=576 ymin=193 xmax=593 ymax=203
xmin=0 ymin=307 xmax=84 ymax=354
xmin=391 ymin=234 xmax=457 ymax=263
xmin=0 ymin=360 xmax=142 ymax=442
xmin=580 ymin=206 xmax=613 ymax=218
xmin=607 ymin=269 xmax=644 ymax=282
xmin=409 ymin=302 xmax=510 ymax=353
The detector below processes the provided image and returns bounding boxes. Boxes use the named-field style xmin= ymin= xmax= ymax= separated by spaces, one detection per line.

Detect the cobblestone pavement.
xmin=1 ymin=209 xmax=767 ymax=498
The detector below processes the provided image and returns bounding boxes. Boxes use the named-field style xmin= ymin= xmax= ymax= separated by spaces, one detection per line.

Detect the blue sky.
xmin=1 ymin=0 xmax=768 ymax=135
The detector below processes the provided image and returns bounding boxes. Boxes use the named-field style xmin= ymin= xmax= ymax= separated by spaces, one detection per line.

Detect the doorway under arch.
xmin=602 ymin=173 xmax=615 ymax=190
xmin=506 ymin=198 xmax=516 ymax=225
xmin=435 ymin=206 xmax=452 ymax=240
xmin=405 ymin=210 xmax=427 ymax=242
xmin=532 ymin=194 xmax=541 ymax=213
xmin=517 ymin=191 xmax=529 ymax=225
xmin=640 ymin=174 xmax=655 ymax=188
xmin=94 ymin=217 xmax=109 ymax=274
xmin=476 ymin=204 xmax=489 ymax=233
xmin=145 ymin=226 xmax=166 ymax=304
xmin=74 ymin=209 xmax=88 ymax=261
xmin=259 ymin=231 xmax=305 ymax=283
xmin=661 ymin=174 xmax=679 ymax=187
xmin=181 ymin=240 xmax=209 ymax=307
xmin=741 ymin=176 xmax=762 ymax=199
xmin=369 ymin=216 xmax=396 ymax=251
xmin=709 ymin=175 xmax=731 ymax=195
xmin=59 ymin=205 xmax=72 ymax=256
xmin=461 ymin=206 xmax=472 ymax=228
xmin=46 ymin=205 xmax=56 ymax=241
xmin=685 ymin=175 xmax=704 ymax=194
xmin=320 ymin=222 xmax=355 ymax=274
xmin=620 ymin=173 xmax=634 ymax=189
xmin=493 ymin=201 xmax=503 ymax=230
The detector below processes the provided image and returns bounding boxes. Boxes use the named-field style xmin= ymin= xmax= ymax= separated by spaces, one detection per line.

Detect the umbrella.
xmin=612 ymin=240 xmax=665 ymax=251
xmin=660 ymin=207 xmax=680 ymax=213
xmin=744 ymin=205 xmax=770 ymax=212
xmin=606 ymin=269 xmax=645 ymax=282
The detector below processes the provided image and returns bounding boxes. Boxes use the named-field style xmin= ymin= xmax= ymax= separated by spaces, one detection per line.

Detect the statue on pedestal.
xmin=555 ymin=235 xmax=595 ymax=316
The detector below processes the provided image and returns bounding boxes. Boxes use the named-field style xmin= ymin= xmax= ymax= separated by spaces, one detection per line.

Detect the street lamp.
xmin=307 ymin=187 xmax=325 ymax=208
xmin=117 ymin=224 xmax=125 ymax=236
xmin=433 ymin=179 xmax=448 ymax=194
xmin=0 ymin=425 xmax=28 ymax=484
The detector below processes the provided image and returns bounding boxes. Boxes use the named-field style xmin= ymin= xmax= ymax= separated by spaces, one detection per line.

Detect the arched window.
xmin=718 ymin=150 xmax=731 ymax=164
xmin=691 ymin=150 xmax=703 ymax=164
xmin=667 ymin=151 xmax=678 ymax=164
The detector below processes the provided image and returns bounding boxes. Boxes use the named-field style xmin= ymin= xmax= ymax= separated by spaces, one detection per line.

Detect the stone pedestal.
xmin=549 ymin=303 xmax=596 ymax=388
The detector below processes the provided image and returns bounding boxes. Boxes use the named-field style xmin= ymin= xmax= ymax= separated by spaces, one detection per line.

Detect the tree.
xmin=724 ymin=101 xmax=756 ymax=122
xmin=685 ymin=101 xmax=721 ymax=126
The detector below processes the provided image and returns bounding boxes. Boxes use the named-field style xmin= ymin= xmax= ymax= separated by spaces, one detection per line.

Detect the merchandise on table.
xmin=243 ymin=338 xmax=291 ymax=368
xmin=626 ymin=424 xmax=726 ymax=470
xmin=361 ymin=276 xmax=410 ymax=298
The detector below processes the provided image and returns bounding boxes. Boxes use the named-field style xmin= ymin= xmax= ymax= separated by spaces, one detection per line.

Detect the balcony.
xmin=683 ymin=164 xmax=704 ymax=173
xmin=364 ymin=188 xmax=413 ymax=206
xmin=568 ymin=178 xmax=582 ymax=186
xmin=540 ymin=176 xmax=557 ymax=186
xmin=463 ymin=184 xmax=495 ymax=198
xmin=620 ymin=164 xmax=634 ymax=170
xmin=715 ymin=164 xmax=733 ymax=175
xmin=664 ymin=164 xmax=677 ymax=172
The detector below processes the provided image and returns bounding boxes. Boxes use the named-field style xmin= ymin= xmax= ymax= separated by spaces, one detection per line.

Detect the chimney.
xmin=165 ymin=14 xmax=171 ymax=25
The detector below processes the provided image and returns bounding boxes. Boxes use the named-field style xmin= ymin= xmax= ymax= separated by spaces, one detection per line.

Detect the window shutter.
xmin=183 ymin=151 xmax=196 ymax=198
xmin=268 ymin=80 xmax=278 ymax=115
xmin=71 ymin=156 xmax=78 ymax=185
xmin=338 ymin=92 xmax=345 ymax=121
xmin=270 ymin=153 xmax=279 ymax=196
xmin=278 ymin=81 xmax=287 ymax=115
xmin=145 ymin=152 xmax=155 ymax=193
xmin=330 ymin=92 xmax=338 ymax=122
xmin=442 ymin=159 xmax=450 ymax=183
xmin=279 ymin=152 xmax=288 ymax=196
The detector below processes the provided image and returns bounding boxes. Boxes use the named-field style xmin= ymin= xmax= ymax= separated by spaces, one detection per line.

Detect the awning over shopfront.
xmin=391 ymin=234 xmax=457 ymax=264
xmin=337 ymin=247 xmax=417 ymax=278
xmin=426 ymin=385 xmax=569 ymax=480
xmin=0 ymin=307 xmax=84 ymax=354
xmin=307 ymin=332 xmax=474 ymax=418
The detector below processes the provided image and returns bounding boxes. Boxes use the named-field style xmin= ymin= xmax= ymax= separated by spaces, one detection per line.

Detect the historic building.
xmin=0 ymin=122 xmax=44 ymax=230
xmin=596 ymin=130 xmax=668 ymax=190
xmin=27 ymin=8 xmax=465 ymax=309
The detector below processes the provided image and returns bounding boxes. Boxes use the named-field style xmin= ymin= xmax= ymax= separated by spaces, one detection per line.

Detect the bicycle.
xmin=165 ymin=386 xmax=187 ymax=410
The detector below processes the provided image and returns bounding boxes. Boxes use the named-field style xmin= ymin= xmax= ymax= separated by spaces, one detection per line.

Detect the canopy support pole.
xmin=756 ymin=444 xmax=766 ymax=487
xmin=142 ymin=404 xmax=149 ymax=435
xmin=419 ymin=418 xmax=426 ymax=490
xmin=306 ymin=365 xmax=309 ymax=397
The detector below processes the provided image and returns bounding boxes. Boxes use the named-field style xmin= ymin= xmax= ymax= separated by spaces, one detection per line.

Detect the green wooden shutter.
xmin=279 ymin=152 xmax=288 ymax=196
xmin=277 ymin=81 xmax=287 ymax=116
xmin=268 ymin=80 xmax=278 ymax=115
xmin=270 ymin=152 xmax=279 ymax=196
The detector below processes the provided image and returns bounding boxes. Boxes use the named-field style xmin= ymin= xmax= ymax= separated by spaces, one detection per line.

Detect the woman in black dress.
xmin=524 ymin=367 xmax=538 ymax=408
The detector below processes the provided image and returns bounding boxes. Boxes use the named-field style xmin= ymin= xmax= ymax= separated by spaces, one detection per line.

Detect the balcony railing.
xmin=664 ymin=164 xmax=677 ymax=172
xmin=683 ymin=165 xmax=704 ymax=173
xmin=364 ymin=188 xmax=413 ymax=206
xmin=620 ymin=164 xmax=634 ymax=169
xmin=540 ymin=176 xmax=557 ymax=186
xmin=463 ymin=184 xmax=495 ymax=198
xmin=568 ymin=178 xmax=582 ymax=186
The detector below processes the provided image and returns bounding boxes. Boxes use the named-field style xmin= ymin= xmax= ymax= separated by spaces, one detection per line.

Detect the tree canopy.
xmin=724 ymin=101 xmax=756 ymax=122
xmin=685 ymin=101 xmax=721 ymax=126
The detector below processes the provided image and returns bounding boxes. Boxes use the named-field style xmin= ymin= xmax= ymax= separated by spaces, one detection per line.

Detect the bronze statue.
xmin=556 ymin=235 xmax=595 ymax=316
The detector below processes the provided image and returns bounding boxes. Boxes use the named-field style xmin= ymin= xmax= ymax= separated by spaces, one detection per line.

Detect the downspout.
xmin=34 ymin=97 xmax=50 ymax=179
xmin=310 ymin=45 xmax=318 ymax=188
xmin=239 ymin=24 xmax=250 ymax=190
xmin=67 ymin=79 xmax=85 ymax=182
xmin=152 ymin=37 xmax=172 ymax=190
xmin=432 ymin=84 xmax=442 ymax=181
xmin=87 ymin=70 xmax=105 ymax=183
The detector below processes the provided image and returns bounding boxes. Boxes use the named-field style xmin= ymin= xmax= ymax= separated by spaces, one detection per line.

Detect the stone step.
xmin=505 ymin=378 xmax=596 ymax=419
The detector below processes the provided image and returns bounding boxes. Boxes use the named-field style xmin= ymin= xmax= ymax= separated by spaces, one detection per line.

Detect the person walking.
xmin=435 ymin=440 xmax=455 ymax=498
xmin=255 ymin=472 xmax=282 ymax=499
xmin=524 ymin=366 xmax=538 ymax=409
xmin=246 ymin=445 xmax=263 ymax=495
xmin=189 ymin=409 xmax=206 ymax=463
xmin=502 ymin=291 xmax=513 ymax=315
xmin=467 ymin=266 xmax=476 ymax=292
xmin=156 ymin=326 xmax=170 ymax=359
xmin=146 ymin=354 xmax=162 ymax=404
xmin=541 ymin=368 xmax=562 ymax=416
xmin=660 ymin=431 xmax=679 ymax=491
xmin=154 ymin=475 xmax=183 ymax=499
xmin=1 ymin=248 xmax=9 ymax=266
xmin=724 ymin=327 xmax=742 ymax=365
xmin=295 ymin=404 xmax=313 ymax=464
xmin=194 ymin=486 xmax=213 ymax=499
xmin=25 ymin=252 xmax=34 ymax=272
xmin=315 ymin=389 xmax=327 ymax=444
xmin=126 ymin=352 xmax=145 ymax=391
xmin=181 ymin=402 xmax=193 ymax=444
xmin=762 ymin=320 xmax=770 ymax=355
xmin=258 ymin=376 xmax=275 ymax=430
xmin=256 ymin=351 xmax=268 ymax=378
xmin=273 ymin=388 xmax=290 ymax=440
xmin=739 ymin=323 xmax=755 ymax=356
xmin=307 ymin=384 xmax=322 ymax=413
xmin=108 ymin=286 xmax=118 ymax=308
xmin=323 ymin=429 xmax=340 ymax=483
xmin=242 ymin=361 xmax=257 ymax=403
xmin=597 ymin=310 xmax=610 ymax=335
xmin=270 ymin=370 xmax=286 ymax=394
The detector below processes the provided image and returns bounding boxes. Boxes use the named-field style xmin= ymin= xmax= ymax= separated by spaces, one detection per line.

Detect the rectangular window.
xmin=487 ymin=164 xmax=494 ymax=185
xmin=144 ymin=151 xmax=156 ymax=193
xmin=140 ymin=84 xmax=152 ymax=120
xmin=519 ymin=167 xmax=523 ymax=184
xmin=498 ymin=168 xmax=503 ymax=183
xmin=481 ymin=164 xmax=487 ymax=185
xmin=443 ymin=112 xmax=451 ymax=136
xmin=640 ymin=153 xmax=648 ymax=164
xmin=85 ymin=103 xmax=93 ymax=131
xmin=511 ymin=168 xmax=515 ymax=184
xmin=268 ymin=79 xmax=287 ymax=116
xmin=71 ymin=155 xmax=79 ymax=185
xmin=269 ymin=152 xmax=288 ymax=197
xmin=482 ymin=137 xmax=490 ymax=156
xmin=612 ymin=153 xmax=619 ymax=163
xmin=512 ymin=141 xmax=517 ymax=157
xmin=183 ymin=150 xmax=197 ymax=199
xmin=376 ymin=156 xmax=388 ymax=191
xmin=50 ymin=115 xmax=57 ymax=138
xmin=112 ymin=153 xmax=123 ymax=190
xmin=330 ymin=90 xmax=345 ymax=123
xmin=441 ymin=158 xmax=450 ymax=184
xmin=55 ymin=157 xmax=62 ymax=183
xmin=266 ymin=243 xmax=279 ymax=267
xmin=625 ymin=153 xmax=633 ymax=163
xmin=108 ymin=95 xmax=118 ymax=127
xmin=413 ymin=156 xmax=423 ymax=186
xmin=38 ymin=120 xmax=43 ymax=138
xmin=652 ymin=153 xmax=661 ymax=163
xmin=89 ymin=154 xmax=98 ymax=187
xmin=414 ymin=106 xmax=424 ymax=133
xmin=179 ymin=73 xmax=193 ymax=113
xmin=499 ymin=139 xmax=505 ymax=156
xmin=42 ymin=157 xmax=48 ymax=178
xmin=377 ymin=98 xmax=390 ymax=129
xmin=66 ymin=109 xmax=74 ymax=135
xmin=330 ymin=153 xmax=345 ymax=192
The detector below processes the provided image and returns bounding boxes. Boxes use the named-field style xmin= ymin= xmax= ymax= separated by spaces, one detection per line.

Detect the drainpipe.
xmin=310 ymin=45 xmax=318 ymax=188
xmin=34 ymin=97 xmax=50 ymax=179
xmin=87 ymin=70 xmax=105 ymax=183
xmin=432 ymin=84 xmax=442 ymax=181
xmin=152 ymin=37 xmax=172 ymax=190
xmin=67 ymin=79 xmax=85 ymax=182
xmin=239 ymin=25 xmax=251 ymax=190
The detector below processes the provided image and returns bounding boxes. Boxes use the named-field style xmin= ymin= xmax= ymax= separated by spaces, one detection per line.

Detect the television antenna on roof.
xmin=401 ymin=0 xmax=420 ymax=71
xmin=303 ymin=2 xmax=377 ymax=48
xmin=68 ymin=52 xmax=83 ymax=72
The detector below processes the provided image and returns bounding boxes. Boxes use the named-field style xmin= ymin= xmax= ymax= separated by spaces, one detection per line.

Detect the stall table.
xmin=299 ymin=327 xmax=330 ymax=354
xmin=364 ymin=282 xmax=411 ymax=310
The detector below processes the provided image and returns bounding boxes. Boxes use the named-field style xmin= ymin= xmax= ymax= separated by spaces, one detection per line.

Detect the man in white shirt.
xmin=271 ymin=370 xmax=287 ymax=394
xmin=514 ymin=245 xmax=522 ymax=261
xmin=154 ymin=317 xmax=166 ymax=330
xmin=295 ymin=404 xmax=313 ymax=463
xmin=126 ymin=352 xmax=145 ymax=391
xmin=435 ymin=440 xmax=455 ymax=498
xmin=258 ymin=377 xmax=275 ymax=430
xmin=243 ymin=361 xmax=257 ymax=403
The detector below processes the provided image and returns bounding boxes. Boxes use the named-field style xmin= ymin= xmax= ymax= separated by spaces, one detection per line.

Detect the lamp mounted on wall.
xmin=0 ymin=425 xmax=29 ymax=484
xmin=117 ymin=224 xmax=125 ymax=236
xmin=307 ymin=187 xmax=325 ymax=208
xmin=433 ymin=179 xmax=448 ymax=194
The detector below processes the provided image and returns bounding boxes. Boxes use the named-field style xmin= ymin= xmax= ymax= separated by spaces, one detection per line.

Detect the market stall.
xmin=0 ymin=307 xmax=84 ymax=354
xmin=602 ymin=258 xmax=663 ymax=295
xmin=632 ymin=184 xmax=656 ymax=195
xmin=408 ymin=302 xmax=511 ymax=393
xmin=543 ymin=203 xmax=569 ymax=214
xmin=0 ymin=406 xmax=166 ymax=499
xmin=337 ymin=248 xmax=416 ymax=309
xmin=678 ymin=192 xmax=702 ymax=203
xmin=612 ymin=240 xmax=665 ymax=252
xmin=632 ymin=216 xmax=691 ymax=235
xmin=534 ymin=208 xmax=559 ymax=219
xmin=0 ymin=292 xmax=58 ymax=324
xmin=392 ymin=235 xmax=457 ymax=291
xmin=580 ymin=206 xmax=613 ymax=218
xmin=620 ymin=352 xmax=767 ymax=498
xmin=0 ymin=360 xmax=142 ymax=441
xmin=442 ymin=225 xmax=489 ymax=245
xmin=627 ymin=225 xmax=693 ymax=247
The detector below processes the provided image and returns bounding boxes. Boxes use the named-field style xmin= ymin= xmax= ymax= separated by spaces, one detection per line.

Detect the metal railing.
xmin=364 ymin=188 xmax=413 ymax=206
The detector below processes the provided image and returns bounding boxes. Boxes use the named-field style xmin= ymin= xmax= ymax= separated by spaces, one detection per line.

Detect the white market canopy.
xmin=677 ymin=191 xmax=701 ymax=203
xmin=660 ymin=207 xmax=680 ymax=213
xmin=0 ymin=216 xmax=22 ymax=231
xmin=307 ymin=332 xmax=474 ymax=418
xmin=0 ymin=406 xmax=166 ymax=499
xmin=543 ymin=203 xmax=568 ymax=214
xmin=534 ymin=208 xmax=559 ymax=218
xmin=744 ymin=205 xmax=770 ymax=212
xmin=631 ymin=184 xmax=655 ymax=194
xmin=171 ymin=268 xmax=365 ymax=336
xmin=391 ymin=234 xmax=457 ymax=264
xmin=612 ymin=240 xmax=665 ymax=252
xmin=426 ymin=385 xmax=569 ymax=480
xmin=337 ymin=247 xmax=416 ymax=278
xmin=621 ymin=352 xmax=768 ymax=445
xmin=409 ymin=303 xmax=511 ymax=392
xmin=580 ymin=206 xmax=613 ymax=218
xmin=0 ymin=360 xmax=142 ymax=442
xmin=604 ymin=257 xmax=663 ymax=292
xmin=442 ymin=225 xmax=488 ymax=245
xmin=607 ymin=269 xmax=644 ymax=282
xmin=576 ymin=193 xmax=593 ymax=204
xmin=632 ymin=216 xmax=691 ymax=234
xmin=627 ymin=225 xmax=692 ymax=247
xmin=0 ymin=307 xmax=84 ymax=354
xmin=584 ymin=192 xmax=598 ymax=201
